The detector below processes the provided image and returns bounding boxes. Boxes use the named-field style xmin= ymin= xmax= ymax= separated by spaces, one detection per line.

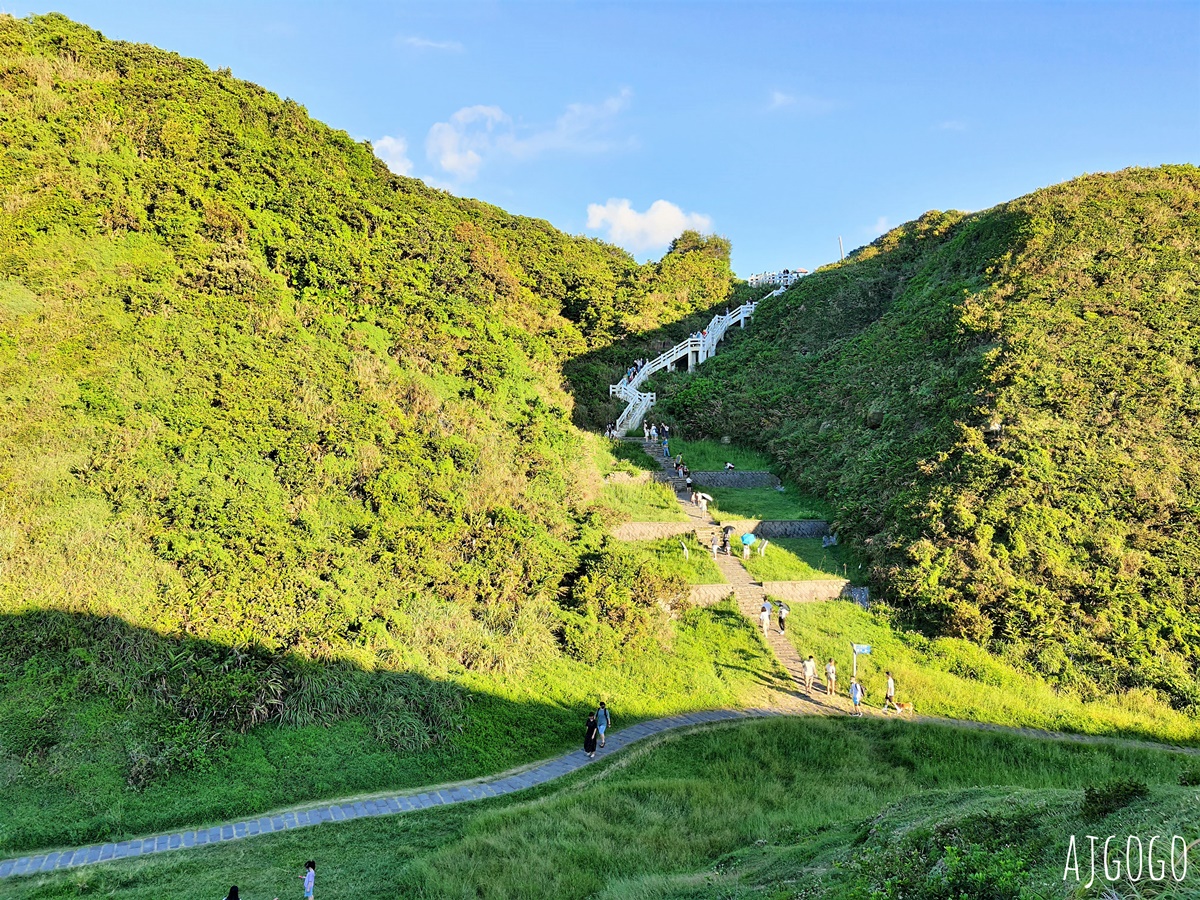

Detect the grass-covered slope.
xmin=656 ymin=166 xmax=1200 ymax=708
xmin=4 ymin=718 xmax=1194 ymax=899
xmin=0 ymin=12 xmax=751 ymax=843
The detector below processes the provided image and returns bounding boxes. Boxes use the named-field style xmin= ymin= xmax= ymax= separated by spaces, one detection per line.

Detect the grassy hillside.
xmin=0 ymin=12 xmax=751 ymax=844
xmin=4 ymin=717 xmax=1194 ymax=898
xmin=655 ymin=165 xmax=1200 ymax=711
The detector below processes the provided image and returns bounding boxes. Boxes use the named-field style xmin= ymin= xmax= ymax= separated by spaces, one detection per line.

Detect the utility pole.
xmin=838 ymin=236 xmax=844 ymax=261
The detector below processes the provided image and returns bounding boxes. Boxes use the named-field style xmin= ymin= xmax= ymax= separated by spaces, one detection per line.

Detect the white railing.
xmin=609 ymin=290 xmax=781 ymax=434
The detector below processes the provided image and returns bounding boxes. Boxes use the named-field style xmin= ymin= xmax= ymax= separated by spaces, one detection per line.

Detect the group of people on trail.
xmin=643 ymin=421 xmax=670 ymax=441
xmin=758 ymin=600 xmax=790 ymax=636
xmin=603 ymin=423 xmax=619 ymax=438
xmin=583 ymin=702 xmax=612 ymax=758
xmin=221 ymin=860 xmax=314 ymax=900
xmin=624 ymin=358 xmax=648 ymax=384
xmin=798 ymin=656 xmax=903 ymax=717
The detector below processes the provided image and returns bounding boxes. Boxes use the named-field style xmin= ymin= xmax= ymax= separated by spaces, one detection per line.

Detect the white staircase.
xmin=609 ymin=287 xmax=782 ymax=434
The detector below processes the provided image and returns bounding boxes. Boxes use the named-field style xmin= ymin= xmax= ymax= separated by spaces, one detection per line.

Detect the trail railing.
xmin=609 ymin=287 xmax=782 ymax=434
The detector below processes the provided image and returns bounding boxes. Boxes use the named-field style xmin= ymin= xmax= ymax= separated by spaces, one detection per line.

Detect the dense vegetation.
xmin=4 ymin=717 xmax=1194 ymax=899
xmin=655 ymin=166 xmax=1200 ymax=711
xmin=0 ymin=11 xmax=746 ymax=841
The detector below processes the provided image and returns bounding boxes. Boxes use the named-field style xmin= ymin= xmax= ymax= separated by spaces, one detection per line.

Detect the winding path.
xmin=0 ymin=708 xmax=787 ymax=879
xmin=6 ymin=387 xmax=1200 ymax=882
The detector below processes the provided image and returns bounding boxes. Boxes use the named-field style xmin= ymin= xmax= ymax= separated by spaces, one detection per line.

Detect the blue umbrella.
xmin=741 ymin=533 xmax=757 ymax=546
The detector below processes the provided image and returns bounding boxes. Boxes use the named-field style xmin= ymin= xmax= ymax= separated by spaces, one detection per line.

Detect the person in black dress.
xmin=583 ymin=712 xmax=599 ymax=758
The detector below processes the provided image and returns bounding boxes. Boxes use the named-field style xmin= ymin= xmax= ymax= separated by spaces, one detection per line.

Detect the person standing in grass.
xmin=584 ymin=712 xmax=600 ymax=758
xmin=882 ymin=672 xmax=898 ymax=713
xmin=825 ymin=658 xmax=837 ymax=696
xmin=223 ymin=888 xmax=276 ymax=900
xmin=777 ymin=601 xmax=790 ymax=634
xmin=300 ymin=861 xmax=315 ymax=899
xmin=595 ymin=702 xmax=612 ymax=748
xmin=849 ymin=678 xmax=866 ymax=716
xmin=802 ymin=655 xmax=816 ymax=694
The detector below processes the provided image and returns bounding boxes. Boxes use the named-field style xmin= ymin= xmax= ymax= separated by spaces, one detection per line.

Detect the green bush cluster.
xmin=0 ymin=11 xmax=737 ymax=800
xmin=656 ymin=165 xmax=1200 ymax=710
xmin=561 ymin=540 xmax=691 ymax=664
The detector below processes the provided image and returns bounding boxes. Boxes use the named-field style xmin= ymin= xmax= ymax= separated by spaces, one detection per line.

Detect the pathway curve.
xmin=8 ymin=450 xmax=1200 ymax=881
xmin=2 ymin=708 xmax=787 ymax=880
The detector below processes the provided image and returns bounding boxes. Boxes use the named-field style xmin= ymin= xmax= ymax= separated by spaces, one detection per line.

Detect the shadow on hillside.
xmin=0 ymin=607 xmax=758 ymax=856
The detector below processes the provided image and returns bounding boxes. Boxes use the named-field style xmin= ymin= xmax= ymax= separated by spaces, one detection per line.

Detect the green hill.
xmin=655 ymin=165 xmax=1200 ymax=709
xmin=0 ymin=12 xmax=756 ymax=849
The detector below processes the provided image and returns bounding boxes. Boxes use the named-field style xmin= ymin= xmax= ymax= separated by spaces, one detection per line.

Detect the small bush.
xmin=1178 ymin=769 xmax=1200 ymax=786
xmin=1081 ymin=779 xmax=1150 ymax=821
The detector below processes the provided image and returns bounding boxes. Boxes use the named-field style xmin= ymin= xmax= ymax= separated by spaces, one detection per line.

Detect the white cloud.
xmin=398 ymin=35 xmax=463 ymax=52
xmin=425 ymin=105 xmax=507 ymax=180
xmin=586 ymin=199 xmax=712 ymax=253
xmin=769 ymin=90 xmax=795 ymax=109
xmin=866 ymin=215 xmax=893 ymax=236
xmin=424 ymin=90 xmax=632 ymax=181
xmin=766 ymin=89 xmax=834 ymax=115
xmin=373 ymin=135 xmax=413 ymax=175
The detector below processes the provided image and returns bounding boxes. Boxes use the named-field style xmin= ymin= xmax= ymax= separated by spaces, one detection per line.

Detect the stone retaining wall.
xmin=610 ymin=521 xmax=696 ymax=541
xmin=688 ymin=584 xmax=734 ymax=606
xmin=690 ymin=470 xmax=780 ymax=489
xmin=717 ymin=519 xmax=830 ymax=538
xmin=760 ymin=579 xmax=850 ymax=602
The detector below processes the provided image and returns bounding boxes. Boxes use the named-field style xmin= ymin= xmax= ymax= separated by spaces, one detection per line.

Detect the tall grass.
xmin=782 ymin=601 xmax=1200 ymax=745
xmin=0 ymin=599 xmax=781 ymax=855
xmin=633 ymin=535 xmax=726 ymax=584
xmin=6 ymin=717 xmax=1193 ymax=899
xmin=667 ymin=438 xmax=775 ymax=472
xmin=742 ymin=537 xmax=858 ymax=582
xmin=598 ymin=480 xmax=688 ymax=522
xmin=706 ymin=485 xmax=832 ymax=522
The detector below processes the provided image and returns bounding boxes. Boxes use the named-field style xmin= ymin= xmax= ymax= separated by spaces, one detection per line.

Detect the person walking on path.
xmin=825 ymin=658 xmax=838 ymax=697
xmin=802 ymin=655 xmax=816 ymax=694
xmin=777 ymin=601 xmax=790 ymax=634
xmin=650 ymin=424 xmax=658 ymax=441
xmin=882 ymin=672 xmax=899 ymax=713
xmin=595 ymin=702 xmax=612 ymax=747
xmin=300 ymin=861 xmax=315 ymax=899
xmin=662 ymin=438 xmax=670 ymax=458
xmin=850 ymin=678 xmax=866 ymax=716
xmin=759 ymin=601 xmax=772 ymax=637
xmin=710 ymin=533 xmax=719 ymax=559
xmin=643 ymin=421 xmax=649 ymax=440
xmin=584 ymin=712 xmax=600 ymax=758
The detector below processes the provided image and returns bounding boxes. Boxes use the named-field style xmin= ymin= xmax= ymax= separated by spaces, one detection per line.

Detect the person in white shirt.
xmin=882 ymin=672 xmax=898 ymax=713
xmin=802 ymin=655 xmax=816 ymax=694
xmin=825 ymin=658 xmax=837 ymax=697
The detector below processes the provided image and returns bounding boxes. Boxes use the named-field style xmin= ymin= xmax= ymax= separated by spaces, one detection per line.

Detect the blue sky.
xmin=12 ymin=1 xmax=1200 ymax=275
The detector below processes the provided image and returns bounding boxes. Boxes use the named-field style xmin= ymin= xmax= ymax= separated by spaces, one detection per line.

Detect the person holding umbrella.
xmin=696 ymin=491 xmax=712 ymax=514
xmin=741 ymin=532 xmax=757 ymax=559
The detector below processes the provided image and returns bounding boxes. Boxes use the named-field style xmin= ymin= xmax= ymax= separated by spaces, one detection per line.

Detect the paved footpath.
xmin=0 ymin=707 xmax=793 ymax=880
xmin=6 ymin=444 xmax=1199 ymax=880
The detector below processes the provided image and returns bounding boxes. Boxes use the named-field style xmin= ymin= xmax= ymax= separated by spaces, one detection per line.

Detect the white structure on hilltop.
xmin=746 ymin=268 xmax=808 ymax=288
